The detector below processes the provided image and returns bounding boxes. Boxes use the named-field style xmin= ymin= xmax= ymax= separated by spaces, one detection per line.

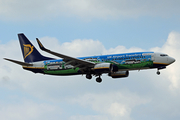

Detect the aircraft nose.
xmin=168 ymin=57 xmax=175 ymax=64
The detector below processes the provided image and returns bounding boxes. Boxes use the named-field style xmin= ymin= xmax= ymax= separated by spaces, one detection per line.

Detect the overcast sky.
xmin=0 ymin=0 xmax=180 ymax=120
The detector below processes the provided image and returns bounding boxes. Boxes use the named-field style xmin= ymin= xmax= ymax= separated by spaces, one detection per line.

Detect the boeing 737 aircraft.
xmin=4 ymin=34 xmax=175 ymax=83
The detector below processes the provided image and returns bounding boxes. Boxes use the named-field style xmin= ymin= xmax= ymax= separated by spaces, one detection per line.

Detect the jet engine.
xmin=108 ymin=71 xmax=129 ymax=78
xmin=94 ymin=63 xmax=118 ymax=73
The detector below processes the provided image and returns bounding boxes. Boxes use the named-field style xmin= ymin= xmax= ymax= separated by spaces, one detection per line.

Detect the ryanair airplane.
xmin=4 ymin=34 xmax=175 ymax=83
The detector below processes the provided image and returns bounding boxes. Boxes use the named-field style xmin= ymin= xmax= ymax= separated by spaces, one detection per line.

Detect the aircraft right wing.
xmin=36 ymin=39 xmax=95 ymax=69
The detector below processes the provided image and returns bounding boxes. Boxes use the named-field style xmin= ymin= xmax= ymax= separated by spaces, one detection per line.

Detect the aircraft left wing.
xmin=36 ymin=39 xmax=95 ymax=69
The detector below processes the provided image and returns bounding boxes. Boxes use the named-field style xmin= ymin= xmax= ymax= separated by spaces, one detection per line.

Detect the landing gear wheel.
xmin=157 ymin=71 xmax=160 ymax=75
xmin=86 ymin=74 xmax=92 ymax=79
xmin=96 ymin=77 xmax=102 ymax=83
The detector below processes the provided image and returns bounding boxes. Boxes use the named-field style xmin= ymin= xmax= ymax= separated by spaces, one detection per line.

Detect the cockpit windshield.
xmin=160 ymin=54 xmax=168 ymax=57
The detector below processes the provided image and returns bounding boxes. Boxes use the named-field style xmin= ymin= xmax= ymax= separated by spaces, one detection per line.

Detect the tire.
xmin=96 ymin=77 xmax=102 ymax=83
xmin=86 ymin=74 xmax=92 ymax=79
xmin=157 ymin=71 xmax=160 ymax=75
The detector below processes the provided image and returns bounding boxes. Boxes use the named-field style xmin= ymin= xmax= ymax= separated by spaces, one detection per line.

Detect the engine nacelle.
xmin=109 ymin=71 xmax=129 ymax=78
xmin=94 ymin=63 xmax=118 ymax=73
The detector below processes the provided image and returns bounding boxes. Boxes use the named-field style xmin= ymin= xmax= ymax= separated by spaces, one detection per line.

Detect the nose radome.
xmin=172 ymin=58 xmax=176 ymax=63
xmin=169 ymin=57 xmax=175 ymax=64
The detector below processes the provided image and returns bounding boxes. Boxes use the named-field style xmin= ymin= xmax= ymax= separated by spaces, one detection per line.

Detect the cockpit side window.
xmin=160 ymin=54 xmax=168 ymax=57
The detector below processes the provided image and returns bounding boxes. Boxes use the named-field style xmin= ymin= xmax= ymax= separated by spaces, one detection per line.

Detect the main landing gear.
xmin=86 ymin=74 xmax=92 ymax=79
xmin=96 ymin=77 xmax=102 ymax=83
xmin=86 ymin=74 xmax=102 ymax=83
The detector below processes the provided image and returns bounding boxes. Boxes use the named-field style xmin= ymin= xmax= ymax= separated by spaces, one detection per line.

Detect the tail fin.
xmin=18 ymin=33 xmax=54 ymax=63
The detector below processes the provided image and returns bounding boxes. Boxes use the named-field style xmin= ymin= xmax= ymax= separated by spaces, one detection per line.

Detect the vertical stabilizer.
xmin=18 ymin=33 xmax=54 ymax=63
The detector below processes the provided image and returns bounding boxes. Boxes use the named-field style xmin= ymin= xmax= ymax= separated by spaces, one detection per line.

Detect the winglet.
xmin=36 ymin=38 xmax=47 ymax=51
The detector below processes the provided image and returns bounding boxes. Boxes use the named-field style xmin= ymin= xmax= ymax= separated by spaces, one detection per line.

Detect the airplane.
xmin=4 ymin=33 xmax=176 ymax=83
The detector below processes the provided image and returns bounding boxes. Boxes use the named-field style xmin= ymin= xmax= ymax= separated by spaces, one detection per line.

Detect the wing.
xmin=36 ymin=38 xmax=95 ymax=70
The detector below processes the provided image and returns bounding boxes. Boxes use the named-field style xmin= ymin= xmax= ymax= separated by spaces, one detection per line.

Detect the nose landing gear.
xmin=157 ymin=70 xmax=160 ymax=75
xmin=156 ymin=66 xmax=166 ymax=75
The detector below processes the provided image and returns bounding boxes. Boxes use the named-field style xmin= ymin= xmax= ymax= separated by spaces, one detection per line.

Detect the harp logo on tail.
xmin=23 ymin=44 xmax=34 ymax=59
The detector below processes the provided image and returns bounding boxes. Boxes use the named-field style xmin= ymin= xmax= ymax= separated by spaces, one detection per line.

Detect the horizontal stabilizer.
xmin=4 ymin=58 xmax=33 ymax=66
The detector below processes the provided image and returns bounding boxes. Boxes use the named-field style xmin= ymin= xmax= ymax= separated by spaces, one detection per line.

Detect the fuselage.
xmin=23 ymin=52 xmax=175 ymax=75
